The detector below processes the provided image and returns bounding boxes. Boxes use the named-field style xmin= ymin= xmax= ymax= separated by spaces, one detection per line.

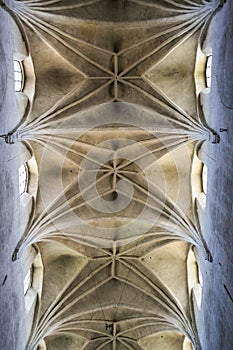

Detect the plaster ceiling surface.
xmin=1 ymin=0 xmax=223 ymax=349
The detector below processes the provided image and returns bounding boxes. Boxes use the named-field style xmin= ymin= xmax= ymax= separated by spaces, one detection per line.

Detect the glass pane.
xmin=15 ymin=72 xmax=21 ymax=80
xmin=14 ymin=60 xmax=20 ymax=71
xmin=15 ymin=82 xmax=21 ymax=92
xmin=202 ymin=164 xmax=208 ymax=194
xmin=19 ymin=164 xmax=27 ymax=195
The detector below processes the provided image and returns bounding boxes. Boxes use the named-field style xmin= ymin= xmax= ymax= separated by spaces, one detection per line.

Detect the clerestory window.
xmin=19 ymin=164 xmax=28 ymax=196
xmin=24 ymin=267 xmax=33 ymax=295
xmin=14 ymin=60 xmax=24 ymax=92
xmin=205 ymin=55 xmax=212 ymax=88
xmin=202 ymin=164 xmax=208 ymax=195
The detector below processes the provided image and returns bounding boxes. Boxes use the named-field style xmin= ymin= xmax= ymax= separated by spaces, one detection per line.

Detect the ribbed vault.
xmin=27 ymin=239 xmax=196 ymax=350
xmin=1 ymin=0 xmax=223 ymax=350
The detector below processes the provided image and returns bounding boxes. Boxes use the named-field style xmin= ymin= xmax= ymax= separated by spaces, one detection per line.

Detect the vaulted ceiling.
xmin=2 ymin=1 xmax=222 ymax=349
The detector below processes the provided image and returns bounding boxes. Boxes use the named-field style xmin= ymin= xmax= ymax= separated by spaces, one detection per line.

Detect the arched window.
xmin=24 ymin=253 xmax=43 ymax=301
xmin=205 ymin=55 xmax=212 ymax=88
xmin=187 ymin=248 xmax=202 ymax=311
xmin=19 ymin=164 xmax=28 ymax=195
xmin=14 ymin=60 xmax=24 ymax=92
xmin=24 ymin=252 xmax=43 ymax=325
xmin=187 ymin=248 xmax=199 ymax=295
xmin=24 ymin=267 xmax=33 ymax=295
xmin=202 ymin=164 xmax=208 ymax=195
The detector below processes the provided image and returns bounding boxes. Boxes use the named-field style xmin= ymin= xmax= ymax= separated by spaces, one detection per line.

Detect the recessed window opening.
xmin=19 ymin=164 xmax=28 ymax=195
xmin=14 ymin=60 xmax=24 ymax=92
xmin=202 ymin=164 xmax=208 ymax=195
xmin=205 ymin=55 xmax=212 ymax=88
xmin=24 ymin=267 xmax=32 ymax=295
